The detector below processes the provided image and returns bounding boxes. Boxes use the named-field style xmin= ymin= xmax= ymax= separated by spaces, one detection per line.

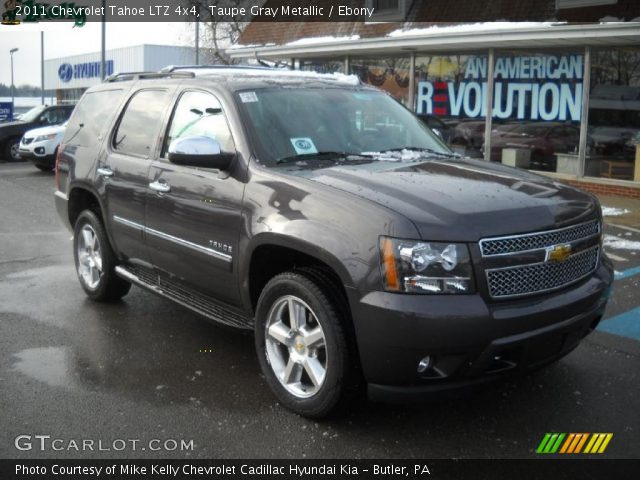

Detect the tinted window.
xmin=63 ymin=90 xmax=124 ymax=148
xmin=163 ymin=91 xmax=235 ymax=156
xmin=114 ymin=89 xmax=171 ymax=157
xmin=40 ymin=107 xmax=68 ymax=126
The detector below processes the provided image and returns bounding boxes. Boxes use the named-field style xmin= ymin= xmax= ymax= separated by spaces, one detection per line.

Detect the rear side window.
xmin=63 ymin=89 xmax=124 ymax=147
xmin=113 ymin=89 xmax=171 ymax=157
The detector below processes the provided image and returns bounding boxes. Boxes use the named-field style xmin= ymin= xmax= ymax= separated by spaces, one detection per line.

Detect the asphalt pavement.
xmin=0 ymin=162 xmax=638 ymax=460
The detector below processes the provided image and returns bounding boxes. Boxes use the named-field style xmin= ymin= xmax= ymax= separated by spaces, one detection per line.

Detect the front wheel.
xmin=255 ymin=270 xmax=358 ymax=418
xmin=5 ymin=138 xmax=22 ymax=162
xmin=73 ymin=210 xmax=131 ymax=302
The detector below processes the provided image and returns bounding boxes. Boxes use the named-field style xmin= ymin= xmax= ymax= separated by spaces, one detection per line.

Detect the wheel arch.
xmin=242 ymin=234 xmax=354 ymax=317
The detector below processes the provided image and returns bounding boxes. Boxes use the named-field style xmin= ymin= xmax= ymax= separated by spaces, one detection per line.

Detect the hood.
xmin=0 ymin=120 xmax=26 ymax=128
xmin=23 ymin=124 xmax=66 ymax=139
xmin=291 ymin=158 xmax=598 ymax=241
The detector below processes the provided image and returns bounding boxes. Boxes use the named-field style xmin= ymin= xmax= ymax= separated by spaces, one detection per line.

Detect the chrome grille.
xmin=480 ymin=220 xmax=600 ymax=256
xmin=486 ymin=246 xmax=599 ymax=298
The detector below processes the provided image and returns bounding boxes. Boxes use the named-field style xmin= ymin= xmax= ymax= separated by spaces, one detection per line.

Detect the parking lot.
xmin=0 ymin=161 xmax=638 ymax=460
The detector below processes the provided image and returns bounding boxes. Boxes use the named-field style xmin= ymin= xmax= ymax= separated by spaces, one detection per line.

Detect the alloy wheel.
xmin=264 ymin=295 xmax=328 ymax=398
xmin=76 ymin=224 xmax=103 ymax=289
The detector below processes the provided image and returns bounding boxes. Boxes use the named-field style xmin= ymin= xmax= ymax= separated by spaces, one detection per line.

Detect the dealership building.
xmin=229 ymin=0 xmax=640 ymax=196
xmin=44 ymin=44 xmax=198 ymax=103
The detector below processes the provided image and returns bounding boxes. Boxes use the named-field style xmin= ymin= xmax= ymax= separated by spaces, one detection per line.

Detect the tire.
xmin=255 ymin=269 xmax=359 ymax=418
xmin=73 ymin=210 xmax=131 ymax=302
xmin=5 ymin=138 xmax=22 ymax=162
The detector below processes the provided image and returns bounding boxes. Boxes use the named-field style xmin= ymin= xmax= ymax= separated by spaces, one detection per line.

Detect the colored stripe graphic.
xmin=537 ymin=433 xmax=613 ymax=454
xmin=536 ymin=433 xmax=565 ymax=453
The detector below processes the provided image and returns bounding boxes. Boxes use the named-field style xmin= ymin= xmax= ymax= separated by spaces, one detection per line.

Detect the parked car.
xmin=55 ymin=67 xmax=613 ymax=418
xmin=18 ymin=121 xmax=67 ymax=171
xmin=488 ymin=122 xmax=581 ymax=170
xmin=0 ymin=104 xmax=74 ymax=162
xmin=417 ymin=114 xmax=454 ymax=144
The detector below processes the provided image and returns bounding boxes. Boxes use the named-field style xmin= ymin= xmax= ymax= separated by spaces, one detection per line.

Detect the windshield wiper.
xmin=276 ymin=151 xmax=373 ymax=165
xmin=380 ymin=147 xmax=459 ymax=158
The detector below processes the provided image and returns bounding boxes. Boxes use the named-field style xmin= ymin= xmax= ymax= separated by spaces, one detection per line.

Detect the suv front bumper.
xmin=349 ymin=259 xmax=613 ymax=402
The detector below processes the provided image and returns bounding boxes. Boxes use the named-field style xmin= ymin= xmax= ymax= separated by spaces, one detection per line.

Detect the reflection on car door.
xmin=145 ymin=90 xmax=245 ymax=305
xmin=102 ymin=88 xmax=175 ymax=264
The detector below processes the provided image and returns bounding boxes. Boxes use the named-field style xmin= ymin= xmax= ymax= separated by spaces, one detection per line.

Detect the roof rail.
xmin=160 ymin=64 xmax=275 ymax=73
xmin=104 ymin=71 xmax=195 ymax=83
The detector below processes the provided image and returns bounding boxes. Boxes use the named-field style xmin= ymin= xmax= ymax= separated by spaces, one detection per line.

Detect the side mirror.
xmin=167 ymin=136 xmax=234 ymax=170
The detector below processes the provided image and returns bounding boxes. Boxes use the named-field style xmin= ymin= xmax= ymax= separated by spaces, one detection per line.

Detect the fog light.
xmin=417 ymin=356 xmax=432 ymax=373
xmin=35 ymin=147 xmax=45 ymax=154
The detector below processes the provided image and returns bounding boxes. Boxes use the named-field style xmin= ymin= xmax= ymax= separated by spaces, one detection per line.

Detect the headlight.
xmin=380 ymin=237 xmax=474 ymax=294
xmin=34 ymin=134 xmax=57 ymax=142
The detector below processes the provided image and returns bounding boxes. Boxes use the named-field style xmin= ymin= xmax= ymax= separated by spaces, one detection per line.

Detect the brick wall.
xmin=563 ymin=179 xmax=640 ymax=199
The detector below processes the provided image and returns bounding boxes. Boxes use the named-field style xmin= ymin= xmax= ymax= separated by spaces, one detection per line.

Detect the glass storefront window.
xmin=350 ymin=56 xmax=411 ymax=106
xmin=489 ymin=50 xmax=584 ymax=173
xmin=300 ymin=58 xmax=345 ymax=74
xmin=414 ymin=54 xmax=487 ymax=158
xmin=587 ymin=47 xmax=640 ymax=182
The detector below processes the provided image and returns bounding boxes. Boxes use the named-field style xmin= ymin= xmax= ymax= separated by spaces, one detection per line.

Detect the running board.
xmin=115 ymin=265 xmax=252 ymax=330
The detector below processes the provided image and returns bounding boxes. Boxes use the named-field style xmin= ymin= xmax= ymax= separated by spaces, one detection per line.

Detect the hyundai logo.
xmin=58 ymin=63 xmax=73 ymax=83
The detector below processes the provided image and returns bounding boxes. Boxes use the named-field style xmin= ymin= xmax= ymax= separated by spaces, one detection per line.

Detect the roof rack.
xmin=104 ymin=71 xmax=195 ymax=83
xmin=160 ymin=64 xmax=275 ymax=73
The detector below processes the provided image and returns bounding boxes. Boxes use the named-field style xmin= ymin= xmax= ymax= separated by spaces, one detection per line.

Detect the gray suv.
xmin=54 ymin=67 xmax=613 ymax=417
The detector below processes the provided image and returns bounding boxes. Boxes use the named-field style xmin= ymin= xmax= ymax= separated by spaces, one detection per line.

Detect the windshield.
xmin=237 ymin=87 xmax=451 ymax=167
xmin=19 ymin=105 xmax=47 ymax=123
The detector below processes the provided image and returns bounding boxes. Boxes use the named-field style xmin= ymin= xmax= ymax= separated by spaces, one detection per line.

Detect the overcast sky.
xmin=0 ymin=22 xmax=192 ymax=87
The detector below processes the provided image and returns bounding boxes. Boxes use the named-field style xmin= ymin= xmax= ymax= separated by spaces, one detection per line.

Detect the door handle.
xmin=97 ymin=167 xmax=113 ymax=177
xmin=149 ymin=180 xmax=171 ymax=193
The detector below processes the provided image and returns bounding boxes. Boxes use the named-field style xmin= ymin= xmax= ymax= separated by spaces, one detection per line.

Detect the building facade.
xmin=44 ymin=44 xmax=198 ymax=103
xmin=229 ymin=0 xmax=640 ymax=196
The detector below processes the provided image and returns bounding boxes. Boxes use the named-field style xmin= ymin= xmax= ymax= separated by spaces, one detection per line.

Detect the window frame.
xmin=111 ymin=88 xmax=170 ymax=159
xmin=159 ymin=88 xmax=237 ymax=163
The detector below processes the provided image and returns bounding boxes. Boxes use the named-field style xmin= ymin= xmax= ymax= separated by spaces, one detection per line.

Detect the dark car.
xmin=488 ymin=122 xmax=581 ymax=170
xmin=417 ymin=114 xmax=454 ymax=144
xmin=0 ymin=104 xmax=74 ymax=162
xmin=54 ymin=67 xmax=613 ymax=418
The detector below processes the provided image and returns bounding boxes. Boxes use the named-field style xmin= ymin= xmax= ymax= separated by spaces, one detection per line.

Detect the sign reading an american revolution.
xmin=417 ymin=54 xmax=583 ymax=122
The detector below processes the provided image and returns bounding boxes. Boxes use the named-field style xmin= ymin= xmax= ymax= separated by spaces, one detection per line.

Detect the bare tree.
xmin=187 ymin=0 xmax=251 ymax=65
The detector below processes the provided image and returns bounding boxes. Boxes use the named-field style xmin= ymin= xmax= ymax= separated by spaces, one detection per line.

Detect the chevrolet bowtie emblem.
xmin=546 ymin=244 xmax=572 ymax=263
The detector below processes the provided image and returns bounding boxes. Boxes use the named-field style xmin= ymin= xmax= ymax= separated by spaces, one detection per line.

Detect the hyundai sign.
xmin=0 ymin=102 xmax=13 ymax=122
xmin=58 ymin=60 xmax=114 ymax=83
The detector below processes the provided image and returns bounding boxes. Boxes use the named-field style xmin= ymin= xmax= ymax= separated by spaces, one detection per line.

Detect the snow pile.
xmin=196 ymin=68 xmax=361 ymax=86
xmin=603 ymin=234 xmax=640 ymax=251
xmin=601 ymin=206 xmax=631 ymax=217
xmin=285 ymin=35 xmax=360 ymax=46
xmin=387 ymin=22 xmax=563 ymax=38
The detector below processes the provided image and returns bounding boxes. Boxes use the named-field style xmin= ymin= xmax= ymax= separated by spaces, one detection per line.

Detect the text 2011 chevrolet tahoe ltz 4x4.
xmin=54 ymin=67 xmax=613 ymax=418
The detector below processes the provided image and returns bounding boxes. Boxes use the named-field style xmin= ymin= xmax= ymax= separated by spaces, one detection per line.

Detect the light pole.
xmin=10 ymin=47 xmax=19 ymax=119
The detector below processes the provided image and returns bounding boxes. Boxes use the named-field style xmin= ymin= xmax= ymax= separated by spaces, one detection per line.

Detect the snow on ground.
xmin=603 ymin=234 xmax=640 ymax=251
xmin=602 ymin=206 xmax=631 ymax=217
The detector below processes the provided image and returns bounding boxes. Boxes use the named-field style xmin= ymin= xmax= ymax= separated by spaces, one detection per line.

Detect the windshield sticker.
xmin=239 ymin=91 xmax=259 ymax=103
xmin=354 ymin=93 xmax=372 ymax=100
xmin=290 ymin=138 xmax=318 ymax=155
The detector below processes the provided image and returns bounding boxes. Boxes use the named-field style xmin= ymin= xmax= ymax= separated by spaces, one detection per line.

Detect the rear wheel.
xmin=255 ymin=270 xmax=358 ymax=418
xmin=73 ymin=210 xmax=131 ymax=302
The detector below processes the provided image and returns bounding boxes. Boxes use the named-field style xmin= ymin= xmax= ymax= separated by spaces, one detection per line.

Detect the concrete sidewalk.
xmin=598 ymin=194 xmax=640 ymax=228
